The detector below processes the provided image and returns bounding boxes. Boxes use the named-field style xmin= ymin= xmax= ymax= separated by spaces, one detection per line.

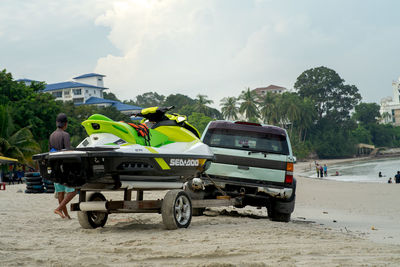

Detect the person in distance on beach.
xmin=49 ymin=113 xmax=77 ymax=219
xmin=388 ymin=177 xmax=392 ymax=183
xmin=395 ymin=171 xmax=400 ymax=184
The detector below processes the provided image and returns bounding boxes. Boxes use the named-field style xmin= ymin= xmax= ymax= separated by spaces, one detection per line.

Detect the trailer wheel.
xmin=162 ymin=190 xmax=192 ymax=230
xmin=77 ymin=192 xmax=108 ymax=229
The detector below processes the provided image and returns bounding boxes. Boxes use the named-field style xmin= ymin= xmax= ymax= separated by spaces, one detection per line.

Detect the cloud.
xmin=3 ymin=0 xmax=400 ymax=106
xmin=94 ymin=0 xmax=316 ymax=106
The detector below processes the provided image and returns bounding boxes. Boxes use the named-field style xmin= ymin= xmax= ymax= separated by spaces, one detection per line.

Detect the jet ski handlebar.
xmin=131 ymin=106 xmax=175 ymax=122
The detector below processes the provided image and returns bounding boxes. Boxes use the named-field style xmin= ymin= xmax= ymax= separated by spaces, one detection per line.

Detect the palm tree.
xmin=281 ymin=93 xmax=301 ymax=133
xmin=194 ymin=94 xmax=213 ymax=115
xmin=239 ymin=88 xmax=259 ymax=122
xmin=220 ymin=97 xmax=239 ymax=120
xmin=0 ymin=106 xmax=41 ymax=165
xmin=295 ymin=97 xmax=317 ymax=142
xmin=259 ymin=92 xmax=280 ymax=124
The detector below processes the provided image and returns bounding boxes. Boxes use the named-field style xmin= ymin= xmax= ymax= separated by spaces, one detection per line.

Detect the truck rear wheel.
xmin=267 ymin=209 xmax=291 ymax=222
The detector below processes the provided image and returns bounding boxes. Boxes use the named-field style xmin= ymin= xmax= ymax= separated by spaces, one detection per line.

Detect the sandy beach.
xmin=1 ymin=159 xmax=400 ymax=266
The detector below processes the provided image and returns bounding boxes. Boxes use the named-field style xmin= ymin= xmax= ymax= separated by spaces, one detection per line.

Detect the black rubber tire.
xmin=26 ymin=185 xmax=44 ymax=190
xmin=25 ymin=172 xmax=41 ymax=177
xmin=25 ymin=189 xmax=44 ymax=194
xmin=77 ymin=192 xmax=108 ymax=229
xmin=162 ymin=190 xmax=192 ymax=230
xmin=192 ymin=208 xmax=205 ymax=216
xmin=268 ymin=209 xmax=291 ymax=222
xmin=25 ymin=177 xmax=42 ymax=182
xmin=26 ymin=181 xmax=43 ymax=186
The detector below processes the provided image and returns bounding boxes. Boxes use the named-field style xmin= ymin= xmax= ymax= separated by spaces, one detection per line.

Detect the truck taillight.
xmin=285 ymin=162 xmax=294 ymax=184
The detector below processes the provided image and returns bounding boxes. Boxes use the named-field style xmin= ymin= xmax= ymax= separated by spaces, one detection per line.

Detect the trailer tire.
xmin=162 ymin=190 xmax=192 ymax=230
xmin=77 ymin=192 xmax=108 ymax=229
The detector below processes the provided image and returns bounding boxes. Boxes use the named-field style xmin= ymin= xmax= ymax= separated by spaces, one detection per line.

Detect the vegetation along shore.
xmin=1 ymin=66 xmax=399 ymax=166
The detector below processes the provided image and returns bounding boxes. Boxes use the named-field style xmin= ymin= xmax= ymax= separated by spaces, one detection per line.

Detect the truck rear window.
xmin=203 ymin=128 xmax=289 ymax=155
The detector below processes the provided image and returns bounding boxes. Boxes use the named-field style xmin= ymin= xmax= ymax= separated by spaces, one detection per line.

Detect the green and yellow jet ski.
xmin=33 ymin=106 xmax=214 ymax=190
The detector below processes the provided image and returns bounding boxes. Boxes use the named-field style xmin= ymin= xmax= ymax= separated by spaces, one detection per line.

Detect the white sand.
xmin=1 ymin=162 xmax=400 ymax=266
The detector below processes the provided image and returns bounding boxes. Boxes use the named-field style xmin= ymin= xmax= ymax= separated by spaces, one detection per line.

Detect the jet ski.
xmin=33 ymin=106 xmax=214 ymax=189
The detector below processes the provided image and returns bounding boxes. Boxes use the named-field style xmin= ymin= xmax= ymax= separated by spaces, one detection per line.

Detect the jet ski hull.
xmin=33 ymin=149 xmax=214 ymax=188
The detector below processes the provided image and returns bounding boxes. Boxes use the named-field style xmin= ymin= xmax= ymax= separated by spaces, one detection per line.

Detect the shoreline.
xmin=294 ymin=154 xmax=400 ymax=178
xmin=293 ymin=155 xmax=400 ymax=247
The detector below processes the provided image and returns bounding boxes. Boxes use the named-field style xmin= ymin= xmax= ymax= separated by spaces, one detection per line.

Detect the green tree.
xmin=294 ymin=97 xmax=317 ymax=142
xmin=0 ymin=106 xmax=40 ymax=164
xmin=128 ymin=92 xmax=165 ymax=107
xmin=194 ymin=94 xmax=213 ymax=114
xmin=188 ymin=112 xmax=214 ymax=135
xmin=259 ymin=92 xmax=280 ymax=124
xmin=12 ymin=93 xmax=61 ymax=142
xmin=103 ymin=92 xmax=120 ymax=101
xmin=164 ymin=94 xmax=196 ymax=111
xmin=178 ymin=105 xmax=196 ymax=117
xmin=294 ymin=66 xmax=361 ymax=122
xmin=239 ymin=88 xmax=259 ymax=122
xmin=0 ymin=69 xmax=35 ymax=105
xmin=220 ymin=97 xmax=239 ymax=120
xmin=352 ymin=102 xmax=381 ymax=126
xmin=352 ymin=125 xmax=373 ymax=144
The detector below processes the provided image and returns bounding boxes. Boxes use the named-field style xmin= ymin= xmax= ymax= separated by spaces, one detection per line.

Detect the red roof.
xmin=253 ymin=85 xmax=286 ymax=94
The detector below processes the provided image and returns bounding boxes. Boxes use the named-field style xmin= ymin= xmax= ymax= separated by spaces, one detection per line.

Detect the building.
xmin=16 ymin=78 xmax=39 ymax=86
xmin=82 ymin=97 xmax=142 ymax=116
xmin=253 ymin=85 xmax=287 ymax=97
xmin=43 ymin=73 xmax=107 ymax=104
xmin=380 ymin=76 xmax=400 ymax=126
xmin=18 ymin=73 xmax=141 ymax=114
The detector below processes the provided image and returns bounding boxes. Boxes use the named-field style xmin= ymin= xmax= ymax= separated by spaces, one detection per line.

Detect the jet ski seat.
xmin=82 ymin=114 xmax=171 ymax=147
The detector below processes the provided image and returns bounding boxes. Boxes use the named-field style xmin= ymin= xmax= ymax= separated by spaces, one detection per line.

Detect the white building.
xmin=43 ymin=73 xmax=107 ymax=104
xmin=380 ymin=77 xmax=400 ymax=126
xmin=20 ymin=73 xmax=143 ymax=115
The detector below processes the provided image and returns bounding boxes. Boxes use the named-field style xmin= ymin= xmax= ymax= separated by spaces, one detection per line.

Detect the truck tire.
xmin=267 ymin=209 xmax=291 ymax=222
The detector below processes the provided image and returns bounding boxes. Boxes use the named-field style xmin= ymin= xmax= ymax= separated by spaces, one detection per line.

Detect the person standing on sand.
xmin=49 ymin=113 xmax=77 ymax=219
xmin=395 ymin=171 xmax=400 ymax=184
xmin=316 ymin=164 xmax=320 ymax=178
xmin=323 ymin=164 xmax=328 ymax=177
xmin=319 ymin=165 xmax=323 ymax=178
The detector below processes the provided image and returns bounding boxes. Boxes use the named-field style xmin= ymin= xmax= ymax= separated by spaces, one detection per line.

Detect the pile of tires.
xmin=43 ymin=179 xmax=55 ymax=193
xmin=25 ymin=172 xmax=44 ymax=194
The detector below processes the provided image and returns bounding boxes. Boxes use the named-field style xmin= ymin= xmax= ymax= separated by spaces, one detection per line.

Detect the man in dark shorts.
xmin=49 ymin=113 xmax=77 ymax=219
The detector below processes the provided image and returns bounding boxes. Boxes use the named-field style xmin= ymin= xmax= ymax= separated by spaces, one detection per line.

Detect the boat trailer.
xmin=70 ymin=183 xmax=242 ymax=230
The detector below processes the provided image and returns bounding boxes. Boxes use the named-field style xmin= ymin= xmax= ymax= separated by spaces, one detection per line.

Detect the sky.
xmin=1 ymin=0 xmax=400 ymax=109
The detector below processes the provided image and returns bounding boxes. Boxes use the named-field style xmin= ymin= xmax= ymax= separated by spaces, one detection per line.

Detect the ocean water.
xmin=299 ymin=157 xmax=400 ymax=183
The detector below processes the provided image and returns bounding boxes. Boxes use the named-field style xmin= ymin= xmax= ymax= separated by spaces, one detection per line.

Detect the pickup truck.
xmin=193 ymin=120 xmax=296 ymax=222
